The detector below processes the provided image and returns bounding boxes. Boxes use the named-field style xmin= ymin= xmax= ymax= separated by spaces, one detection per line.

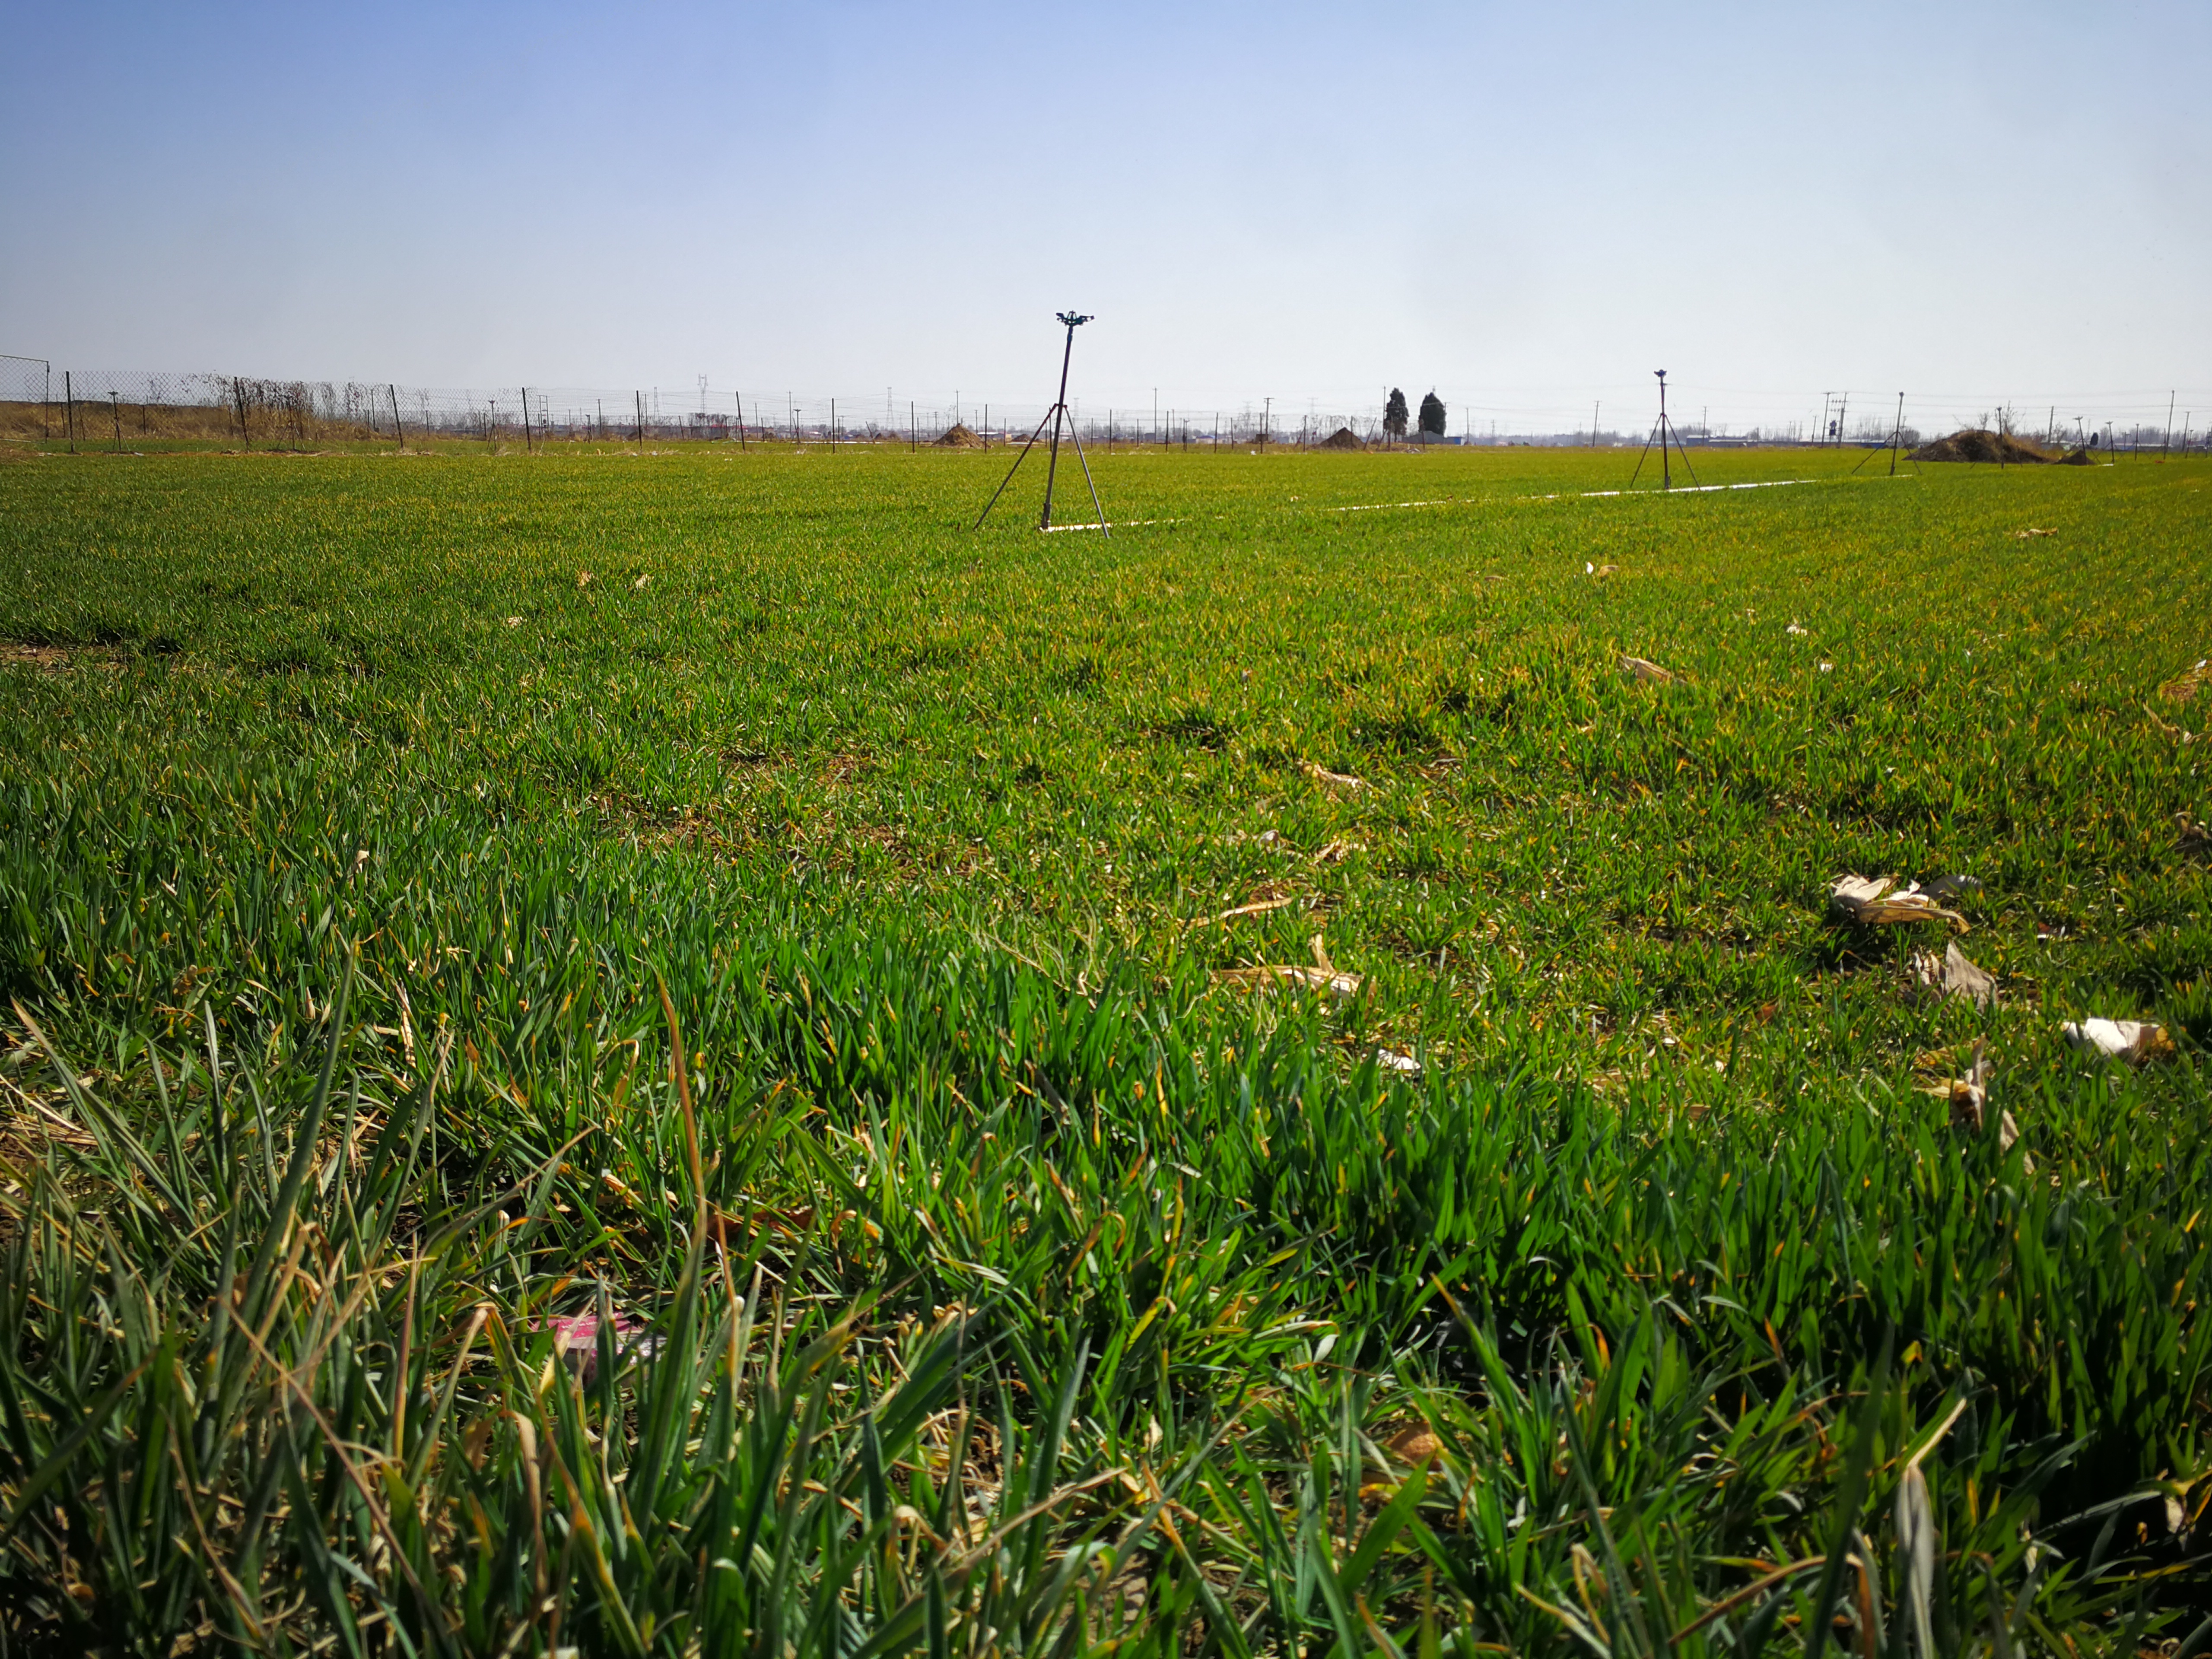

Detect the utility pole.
xmin=1591 ymin=400 xmax=1600 ymax=447
xmin=2166 ymin=390 xmax=2177 ymax=460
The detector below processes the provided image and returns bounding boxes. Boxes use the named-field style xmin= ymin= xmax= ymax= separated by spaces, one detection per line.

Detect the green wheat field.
xmin=2 ymin=437 xmax=2209 ymax=1655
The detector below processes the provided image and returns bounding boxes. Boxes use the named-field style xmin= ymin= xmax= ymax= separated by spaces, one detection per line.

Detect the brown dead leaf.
xmin=1829 ymin=874 xmax=1967 ymax=930
xmin=1620 ymin=655 xmax=1674 ymax=685
xmin=1911 ymin=941 xmax=1998 ymax=1009
xmin=1312 ymin=838 xmax=1360 ymax=864
xmin=577 ymin=570 xmax=594 ymax=589
xmin=2160 ymin=659 xmax=2211 ymax=702
xmin=1383 ymin=1426 xmax=1441 ymax=1468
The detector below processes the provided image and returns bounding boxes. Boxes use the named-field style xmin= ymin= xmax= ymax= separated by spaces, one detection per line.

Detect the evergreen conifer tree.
xmin=1418 ymin=390 xmax=1446 ymax=439
xmin=1383 ymin=388 xmax=1409 ymax=439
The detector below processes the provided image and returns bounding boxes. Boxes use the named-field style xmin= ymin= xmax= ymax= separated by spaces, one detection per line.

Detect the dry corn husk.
xmin=1830 ymin=874 xmax=1967 ymax=930
xmin=1911 ymin=941 xmax=1998 ymax=1009
xmin=1216 ymin=935 xmax=1363 ymax=1001
xmin=2061 ymin=1017 xmax=2175 ymax=1063
xmin=1918 ymin=1041 xmax=2016 ymax=1150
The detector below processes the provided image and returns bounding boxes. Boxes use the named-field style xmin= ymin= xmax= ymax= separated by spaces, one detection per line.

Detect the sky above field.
xmin=4 ymin=1 xmax=2209 ymax=435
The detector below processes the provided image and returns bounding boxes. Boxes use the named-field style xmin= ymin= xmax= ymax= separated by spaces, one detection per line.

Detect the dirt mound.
xmin=933 ymin=423 xmax=984 ymax=448
xmin=2059 ymin=446 xmax=2094 ymax=466
xmin=1316 ymin=427 xmax=1364 ymax=450
xmin=1910 ymin=429 xmax=2057 ymax=465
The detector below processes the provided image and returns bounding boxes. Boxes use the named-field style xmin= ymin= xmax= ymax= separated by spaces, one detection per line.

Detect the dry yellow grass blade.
xmin=1301 ymin=760 xmax=1366 ymax=790
xmin=1620 ymin=655 xmax=1674 ymax=684
xmin=1189 ymin=893 xmax=1300 ymax=930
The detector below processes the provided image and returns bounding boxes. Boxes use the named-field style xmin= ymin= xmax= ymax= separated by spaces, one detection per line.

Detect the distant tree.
xmin=1418 ymin=390 xmax=1446 ymax=439
xmin=1383 ymin=388 xmax=1409 ymax=439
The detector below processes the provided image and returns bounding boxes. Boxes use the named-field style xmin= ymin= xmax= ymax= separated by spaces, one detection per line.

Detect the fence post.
xmin=390 ymin=385 xmax=406 ymax=450
xmin=110 ymin=392 xmax=121 ymax=453
xmin=909 ymin=402 xmax=915 ymax=452
xmin=521 ymin=386 xmax=533 ymax=453
xmin=234 ymin=378 xmax=249 ymax=451
xmin=64 ymin=371 xmax=75 ymax=453
xmin=635 ymin=391 xmax=644 ymax=449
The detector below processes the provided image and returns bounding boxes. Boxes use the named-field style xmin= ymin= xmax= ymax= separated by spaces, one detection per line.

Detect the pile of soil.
xmin=2059 ymin=447 xmax=2094 ymax=466
xmin=1317 ymin=427 xmax=1364 ymax=450
xmin=1910 ymin=429 xmax=2057 ymax=465
xmin=934 ymin=423 xmax=984 ymax=448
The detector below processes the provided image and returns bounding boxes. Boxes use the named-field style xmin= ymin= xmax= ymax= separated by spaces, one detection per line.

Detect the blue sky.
xmin=4 ymin=2 xmax=2207 ymax=434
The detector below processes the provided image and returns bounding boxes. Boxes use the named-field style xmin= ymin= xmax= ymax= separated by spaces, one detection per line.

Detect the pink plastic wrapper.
xmin=534 ymin=1311 xmax=660 ymax=1380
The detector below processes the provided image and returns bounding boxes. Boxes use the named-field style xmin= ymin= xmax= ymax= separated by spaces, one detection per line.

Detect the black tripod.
xmin=1627 ymin=369 xmax=1699 ymax=490
xmin=975 ymin=312 xmax=1109 ymax=534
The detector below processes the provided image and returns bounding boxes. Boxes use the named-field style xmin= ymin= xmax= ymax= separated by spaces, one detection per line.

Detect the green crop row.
xmin=1 ymin=442 xmax=2207 ymax=1652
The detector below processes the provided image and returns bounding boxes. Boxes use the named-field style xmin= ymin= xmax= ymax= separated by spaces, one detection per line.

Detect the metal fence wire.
xmin=1 ymin=357 xmax=2205 ymax=455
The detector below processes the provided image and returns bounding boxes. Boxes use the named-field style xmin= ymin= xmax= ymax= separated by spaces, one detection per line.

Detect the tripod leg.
xmin=1063 ymin=421 xmax=1109 ymax=537
xmin=1628 ymin=418 xmax=1661 ymax=489
xmin=973 ymin=408 xmax=1056 ymax=530
xmin=1040 ymin=404 xmax=1067 ymax=529
xmin=1667 ymin=418 xmax=1700 ymax=487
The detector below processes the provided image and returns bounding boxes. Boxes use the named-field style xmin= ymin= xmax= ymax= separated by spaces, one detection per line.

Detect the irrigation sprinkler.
xmin=1627 ymin=370 xmax=1698 ymax=491
xmin=973 ymin=312 xmax=1109 ymax=534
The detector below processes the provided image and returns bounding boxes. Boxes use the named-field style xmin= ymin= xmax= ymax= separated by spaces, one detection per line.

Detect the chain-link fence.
xmin=3 ymin=356 xmax=2207 ymax=456
xmin=0 ymin=362 xmax=1410 ymax=454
